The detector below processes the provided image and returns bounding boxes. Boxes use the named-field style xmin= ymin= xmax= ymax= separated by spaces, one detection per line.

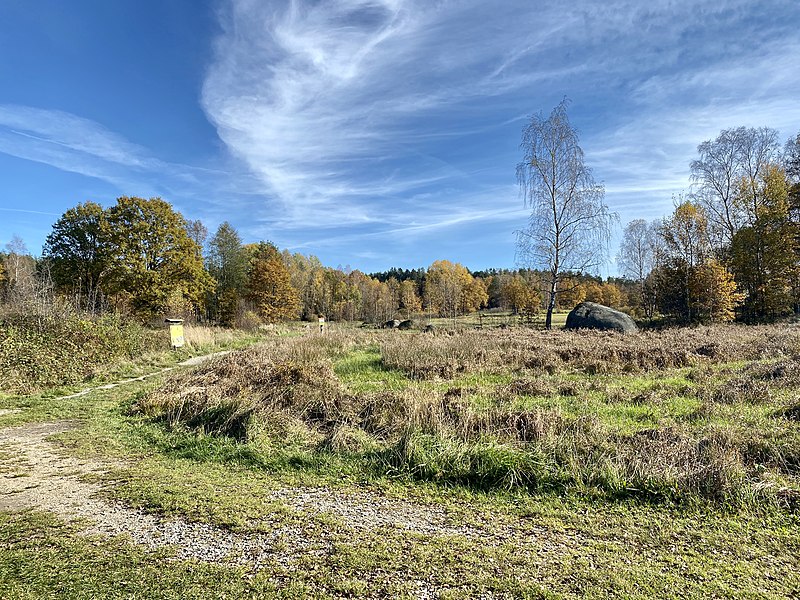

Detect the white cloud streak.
xmin=202 ymin=0 xmax=800 ymax=247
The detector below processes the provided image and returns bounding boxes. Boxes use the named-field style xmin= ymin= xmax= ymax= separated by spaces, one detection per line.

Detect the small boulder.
xmin=565 ymin=302 xmax=637 ymax=334
xmin=398 ymin=319 xmax=414 ymax=330
xmin=384 ymin=319 xmax=401 ymax=329
xmin=424 ymin=324 xmax=435 ymax=333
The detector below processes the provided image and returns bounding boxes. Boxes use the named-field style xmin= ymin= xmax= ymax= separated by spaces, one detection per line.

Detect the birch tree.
xmin=516 ymin=99 xmax=615 ymax=329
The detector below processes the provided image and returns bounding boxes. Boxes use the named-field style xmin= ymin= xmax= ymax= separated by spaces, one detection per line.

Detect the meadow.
xmin=1 ymin=320 xmax=799 ymax=598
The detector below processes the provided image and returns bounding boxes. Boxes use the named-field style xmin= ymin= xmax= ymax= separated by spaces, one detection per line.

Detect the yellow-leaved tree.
xmin=729 ymin=164 xmax=797 ymax=320
xmin=424 ymin=260 xmax=480 ymax=319
xmin=246 ymin=242 xmax=300 ymax=323
xmin=502 ymin=274 xmax=540 ymax=316
xmin=398 ymin=279 xmax=422 ymax=317
xmin=689 ymin=259 xmax=744 ymax=323
xmin=656 ymin=200 xmax=744 ymax=323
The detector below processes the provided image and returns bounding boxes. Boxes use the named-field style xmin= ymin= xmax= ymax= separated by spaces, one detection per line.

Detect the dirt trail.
xmin=55 ymin=350 xmax=234 ymax=401
xmin=0 ymin=420 xmax=486 ymax=570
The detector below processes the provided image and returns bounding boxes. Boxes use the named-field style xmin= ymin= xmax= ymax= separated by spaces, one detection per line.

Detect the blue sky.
xmin=1 ymin=0 xmax=799 ymax=274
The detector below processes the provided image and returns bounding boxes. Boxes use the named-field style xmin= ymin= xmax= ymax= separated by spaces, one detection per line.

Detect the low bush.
xmin=0 ymin=313 xmax=163 ymax=394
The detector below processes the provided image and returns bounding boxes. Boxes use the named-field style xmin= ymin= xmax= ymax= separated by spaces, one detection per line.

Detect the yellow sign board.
xmin=169 ymin=324 xmax=185 ymax=348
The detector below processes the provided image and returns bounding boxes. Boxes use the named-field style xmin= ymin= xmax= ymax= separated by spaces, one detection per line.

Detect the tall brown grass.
xmin=139 ymin=326 xmax=800 ymax=507
xmin=380 ymin=325 xmax=800 ymax=378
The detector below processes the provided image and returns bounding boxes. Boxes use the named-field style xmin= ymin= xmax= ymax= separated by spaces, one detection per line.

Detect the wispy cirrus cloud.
xmin=201 ymin=0 xmax=800 ymax=247
xmin=0 ymin=103 xmax=242 ymax=215
xmin=0 ymin=104 xmax=160 ymax=190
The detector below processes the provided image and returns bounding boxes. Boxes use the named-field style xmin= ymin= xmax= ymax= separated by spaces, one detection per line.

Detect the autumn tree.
xmin=502 ymin=274 xmax=540 ymax=316
xmin=43 ymin=201 xmax=109 ymax=311
xmin=104 ymin=196 xmax=214 ymax=319
xmin=582 ymin=281 xmax=604 ymax=304
xmin=461 ymin=277 xmax=489 ymax=314
xmin=516 ymin=99 xmax=615 ymax=329
xmin=358 ymin=276 xmax=394 ymax=323
xmin=424 ymin=260 xmax=476 ymax=320
xmin=601 ymin=282 xmax=622 ymax=308
xmin=555 ymin=276 xmax=586 ymax=309
xmin=688 ymin=259 xmax=743 ymax=323
xmin=282 ymin=251 xmax=329 ymax=320
xmin=729 ymin=164 xmax=796 ymax=320
xmin=246 ymin=242 xmax=300 ymax=322
xmin=691 ymin=126 xmax=780 ymax=249
xmin=655 ymin=200 xmax=742 ymax=323
xmin=206 ymin=222 xmax=248 ymax=325
xmin=398 ymin=278 xmax=422 ymax=317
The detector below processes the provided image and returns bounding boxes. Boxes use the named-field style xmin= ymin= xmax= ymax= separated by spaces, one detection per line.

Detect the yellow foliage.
xmin=503 ymin=275 xmax=540 ymax=315
xmin=247 ymin=242 xmax=300 ymax=323
xmin=689 ymin=260 xmax=744 ymax=323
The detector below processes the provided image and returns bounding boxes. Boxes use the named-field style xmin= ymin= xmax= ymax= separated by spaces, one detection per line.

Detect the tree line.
xmin=3 ymin=110 xmax=797 ymax=327
xmin=0 ymin=198 xmax=569 ymax=325
xmin=617 ymin=127 xmax=800 ymax=323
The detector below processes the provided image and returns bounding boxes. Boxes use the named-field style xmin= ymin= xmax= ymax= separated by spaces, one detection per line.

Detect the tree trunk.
xmin=545 ymin=275 xmax=557 ymax=330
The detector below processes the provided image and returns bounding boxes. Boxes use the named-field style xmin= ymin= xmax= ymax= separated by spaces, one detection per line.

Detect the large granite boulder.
xmin=565 ymin=302 xmax=637 ymax=334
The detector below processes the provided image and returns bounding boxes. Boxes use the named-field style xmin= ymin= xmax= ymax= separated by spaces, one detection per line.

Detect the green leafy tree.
xmin=104 ymin=196 xmax=214 ymax=319
xmin=207 ymin=222 xmax=248 ymax=325
xmin=43 ymin=201 xmax=109 ymax=310
xmin=246 ymin=242 xmax=300 ymax=322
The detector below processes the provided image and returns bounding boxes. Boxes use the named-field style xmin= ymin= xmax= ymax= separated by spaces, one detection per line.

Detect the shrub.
xmin=0 ymin=313 xmax=162 ymax=394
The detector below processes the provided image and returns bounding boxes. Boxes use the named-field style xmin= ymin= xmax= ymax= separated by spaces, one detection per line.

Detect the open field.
xmin=1 ymin=323 xmax=799 ymax=598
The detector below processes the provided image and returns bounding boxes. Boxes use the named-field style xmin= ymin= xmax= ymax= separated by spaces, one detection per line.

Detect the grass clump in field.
xmin=138 ymin=325 xmax=800 ymax=508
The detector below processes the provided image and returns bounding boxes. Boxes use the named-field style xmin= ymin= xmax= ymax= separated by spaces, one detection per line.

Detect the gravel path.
xmin=0 ymin=420 xmax=486 ymax=571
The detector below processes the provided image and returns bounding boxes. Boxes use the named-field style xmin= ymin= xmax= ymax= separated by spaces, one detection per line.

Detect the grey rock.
xmin=384 ymin=319 xmax=401 ymax=329
xmin=398 ymin=319 xmax=415 ymax=330
xmin=564 ymin=302 xmax=637 ymax=334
